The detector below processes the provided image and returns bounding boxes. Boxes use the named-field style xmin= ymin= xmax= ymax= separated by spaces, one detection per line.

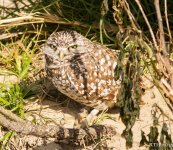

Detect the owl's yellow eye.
xmin=49 ymin=44 xmax=57 ymax=50
xmin=70 ymin=45 xmax=77 ymax=49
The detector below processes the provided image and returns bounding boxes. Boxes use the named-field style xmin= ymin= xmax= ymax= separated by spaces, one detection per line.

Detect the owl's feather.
xmin=44 ymin=30 xmax=120 ymax=110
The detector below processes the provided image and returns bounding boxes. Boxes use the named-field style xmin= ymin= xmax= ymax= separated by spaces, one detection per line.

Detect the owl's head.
xmin=44 ymin=31 xmax=91 ymax=66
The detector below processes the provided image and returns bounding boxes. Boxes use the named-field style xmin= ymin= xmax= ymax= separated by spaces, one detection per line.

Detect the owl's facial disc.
xmin=57 ymin=44 xmax=78 ymax=61
xmin=44 ymin=31 xmax=91 ymax=66
xmin=45 ymin=43 xmax=79 ymax=63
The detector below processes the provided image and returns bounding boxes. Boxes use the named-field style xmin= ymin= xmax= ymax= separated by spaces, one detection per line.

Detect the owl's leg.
xmin=85 ymin=109 xmax=100 ymax=127
xmin=78 ymin=108 xmax=100 ymax=128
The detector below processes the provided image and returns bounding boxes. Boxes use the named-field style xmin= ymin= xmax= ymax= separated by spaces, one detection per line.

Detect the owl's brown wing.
xmin=65 ymin=43 xmax=120 ymax=110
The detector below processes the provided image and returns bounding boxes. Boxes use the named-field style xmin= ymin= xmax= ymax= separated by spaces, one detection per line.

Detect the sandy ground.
xmin=0 ymin=75 xmax=173 ymax=150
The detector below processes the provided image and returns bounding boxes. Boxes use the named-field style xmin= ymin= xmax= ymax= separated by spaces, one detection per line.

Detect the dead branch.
xmin=0 ymin=106 xmax=115 ymax=142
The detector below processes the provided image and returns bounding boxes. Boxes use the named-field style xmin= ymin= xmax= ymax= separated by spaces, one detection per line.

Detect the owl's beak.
xmin=59 ymin=51 xmax=64 ymax=60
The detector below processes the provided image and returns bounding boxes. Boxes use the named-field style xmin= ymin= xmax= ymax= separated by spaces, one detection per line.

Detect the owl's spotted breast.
xmin=44 ymin=31 xmax=120 ymax=110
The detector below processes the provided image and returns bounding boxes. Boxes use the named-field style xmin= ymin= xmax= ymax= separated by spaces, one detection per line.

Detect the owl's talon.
xmin=78 ymin=108 xmax=100 ymax=128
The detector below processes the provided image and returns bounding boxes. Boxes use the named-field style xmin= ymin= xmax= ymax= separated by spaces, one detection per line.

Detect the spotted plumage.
xmin=44 ymin=30 xmax=121 ymax=111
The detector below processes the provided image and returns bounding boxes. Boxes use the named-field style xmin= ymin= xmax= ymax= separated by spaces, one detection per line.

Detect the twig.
xmin=124 ymin=0 xmax=140 ymax=32
xmin=164 ymin=0 xmax=172 ymax=41
xmin=156 ymin=78 xmax=173 ymax=109
xmin=152 ymin=80 xmax=173 ymax=116
xmin=154 ymin=0 xmax=173 ymax=88
xmin=154 ymin=0 xmax=167 ymax=55
xmin=161 ymin=78 xmax=173 ymax=101
xmin=135 ymin=0 xmax=158 ymax=49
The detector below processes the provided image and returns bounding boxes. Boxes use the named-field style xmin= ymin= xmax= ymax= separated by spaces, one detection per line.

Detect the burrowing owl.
xmin=44 ymin=30 xmax=120 ymax=111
